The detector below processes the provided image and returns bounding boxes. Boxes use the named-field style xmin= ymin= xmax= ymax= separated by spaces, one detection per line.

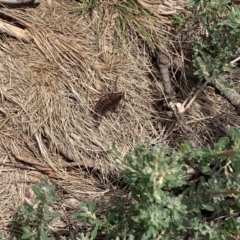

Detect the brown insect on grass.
xmin=93 ymin=92 xmax=124 ymax=125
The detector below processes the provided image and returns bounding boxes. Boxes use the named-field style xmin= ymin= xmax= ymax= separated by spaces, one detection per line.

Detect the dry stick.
xmin=184 ymin=67 xmax=240 ymax=115
xmin=13 ymin=154 xmax=53 ymax=173
xmin=156 ymin=54 xmax=199 ymax=148
xmin=9 ymin=147 xmax=55 ymax=176
xmin=182 ymin=81 xmax=208 ymax=114
xmin=230 ymin=56 xmax=240 ymax=64
xmin=158 ymin=63 xmax=172 ymax=99
xmin=172 ymin=109 xmax=198 ymax=148
xmin=0 ymin=0 xmax=34 ymax=4
xmin=0 ymin=19 xmax=32 ymax=42
xmin=3 ymin=138 xmax=79 ymax=175
xmin=156 ymin=54 xmax=173 ymax=100
xmin=0 ymin=162 xmax=35 ymax=171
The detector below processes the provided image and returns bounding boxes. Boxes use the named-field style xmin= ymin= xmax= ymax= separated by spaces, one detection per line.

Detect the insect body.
xmin=93 ymin=92 xmax=124 ymax=125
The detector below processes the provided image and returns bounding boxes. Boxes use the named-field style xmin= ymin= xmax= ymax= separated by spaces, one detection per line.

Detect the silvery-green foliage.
xmin=188 ymin=0 xmax=240 ymax=84
xmin=12 ymin=179 xmax=60 ymax=240
xmin=74 ymin=127 xmax=240 ymax=239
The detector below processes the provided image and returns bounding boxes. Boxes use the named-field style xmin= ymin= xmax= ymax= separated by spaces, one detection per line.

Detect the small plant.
xmin=168 ymin=14 xmax=188 ymax=29
xmin=114 ymin=0 xmax=156 ymax=51
xmin=69 ymin=0 xmax=98 ymax=12
xmin=12 ymin=179 xmax=61 ymax=240
xmin=74 ymin=127 xmax=240 ymax=239
xmin=188 ymin=0 xmax=240 ymax=85
xmin=69 ymin=0 xmax=157 ymax=53
xmin=0 ymin=232 xmax=4 ymax=240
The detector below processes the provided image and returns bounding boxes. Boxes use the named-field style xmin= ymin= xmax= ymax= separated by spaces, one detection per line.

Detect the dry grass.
xmin=0 ymin=0 xmax=240 ymax=238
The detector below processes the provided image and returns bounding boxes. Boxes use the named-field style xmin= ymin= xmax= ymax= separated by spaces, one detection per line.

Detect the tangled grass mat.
xmin=0 ymin=0 xmax=240 ymax=238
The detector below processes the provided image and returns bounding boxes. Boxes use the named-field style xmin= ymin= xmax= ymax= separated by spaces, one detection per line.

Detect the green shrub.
xmin=73 ymin=127 xmax=240 ymax=239
xmin=189 ymin=0 xmax=240 ymax=85
xmin=11 ymin=128 xmax=240 ymax=239
xmin=12 ymin=179 xmax=60 ymax=240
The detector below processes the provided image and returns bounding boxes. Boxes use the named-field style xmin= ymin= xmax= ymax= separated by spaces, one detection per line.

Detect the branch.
xmin=0 ymin=0 xmax=34 ymax=4
xmin=10 ymin=147 xmax=55 ymax=176
xmin=184 ymin=67 xmax=240 ymax=115
xmin=156 ymin=53 xmax=173 ymax=101
xmin=156 ymin=53 xmax=199 ymax=148
xmin=0 ymin=19 xmax=32 ymax=42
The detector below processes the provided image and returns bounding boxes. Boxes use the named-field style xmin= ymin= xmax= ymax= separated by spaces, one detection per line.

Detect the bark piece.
xmin=0 ymin=19 xmax=32 ymax=42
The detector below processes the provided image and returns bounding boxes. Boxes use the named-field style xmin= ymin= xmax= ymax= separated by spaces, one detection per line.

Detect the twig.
xmin=0 ymin=0 xmax=34 ymax=3
xmin=182 ymin=81 xmax=208 ymax=114
xmin=0 ymin=19 xmax=32 ymax=42
xmin=0 ymin=162 xmax=34 ymax=171
xmin=230 ymin=56 xmax=240 ymax=64
xmin=9 ymin=146 xmax=55 ymax=175
xmin=156 ymin=53 xmax=173 ymax=101
xmin=184 ymin=67 xmax=240 ymax=115
xmin=11 ymin=153 xmax=47 ymax=168
xmin=171 ymin=106 xmax=198 ymax=148
xmin=156 ymin=53 xmax=199 ymax=148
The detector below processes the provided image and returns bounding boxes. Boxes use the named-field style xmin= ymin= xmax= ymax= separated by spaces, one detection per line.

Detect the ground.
xmin=0 ymin=0 xmax=240 ymax=238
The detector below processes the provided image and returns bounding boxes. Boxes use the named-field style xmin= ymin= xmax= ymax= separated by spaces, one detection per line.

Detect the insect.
xmin=93 ymin=92 xmax=124 ymax=125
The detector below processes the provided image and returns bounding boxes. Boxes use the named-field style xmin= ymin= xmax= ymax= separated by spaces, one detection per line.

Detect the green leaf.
xmin=40 ymin=227 xmax=50 ymax=240
xmin=230 ymin=127 xmax=240 ymax=146
xmin=201 ymin=165 xmax=211 ymax=175
xmin=202 ymin=204 xmax=214 ymax=212
xmin=45 ymin=211 xmax=61 ymax=221
xmin=158 ymin=218 xmax=169 ymax=228
xmin=21 ymin=231 xmax=37 ymax=240
xmin=214 ymin=137 xmax=229 ymax=151
xmin=72 ymin=212 xmax=88 ymax=220
xmin=231 ymin=156 xmax=240 ymax=172
xmin=91 ymin=226 xmax=98 ymax=239
xmin=179 ymin=141 xmax=193 ymax=153
xmin=196 ymin=147 xmax=212 ymax=159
